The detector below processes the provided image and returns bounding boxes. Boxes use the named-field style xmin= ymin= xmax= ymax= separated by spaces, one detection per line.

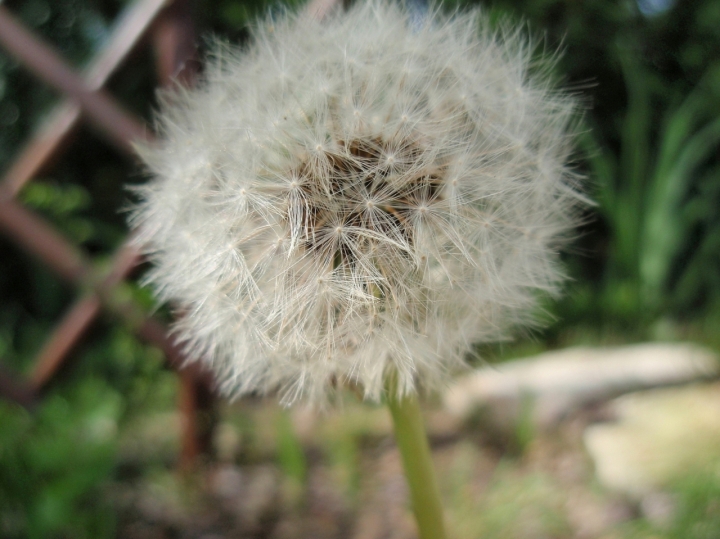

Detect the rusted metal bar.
xmin=150 ymin=0 xmax=217 ymax=470
xmin=152 ymin=0 xmax=197 ymax=88
xmin=177 ymin=368 xmax=201 ymax=470
xmin=84 ymin=0 xmax=171 ymax=90
xmin=0 ymin=5 xmax=152 ymax=154
xmin=0 ymin=198 xmax=90 ymax=283
xmin=1 ymin=0 xmax=169 ymax=198
xmin=27 ymin=238 xmax=145 ymax=391
xmin=103 ymin=240 xmax=144 ymax=283
xmin=178 ymin=366 xmax=216 ymax=470
xmin=1 ymin=103 xmax=80 ymax=199
xmin=0 ymin=195 xmax=191 ymax=375
xmin=29 ymin=295 xmax=102 ymax=391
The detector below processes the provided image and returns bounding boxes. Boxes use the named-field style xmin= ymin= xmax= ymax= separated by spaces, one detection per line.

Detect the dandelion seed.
xmin=130 ymin=0 xmax=582 ymax=405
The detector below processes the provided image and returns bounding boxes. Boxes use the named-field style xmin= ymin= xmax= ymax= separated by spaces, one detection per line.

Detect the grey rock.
xmin=445 ymin=343 xmax=718 ymax=426
xmin=584 ymin=383 xmax=720 ymax=497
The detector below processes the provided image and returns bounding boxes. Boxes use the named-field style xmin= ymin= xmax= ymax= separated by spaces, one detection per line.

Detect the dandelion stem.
xmin=387 ymin=378 xmax=447 ymax=539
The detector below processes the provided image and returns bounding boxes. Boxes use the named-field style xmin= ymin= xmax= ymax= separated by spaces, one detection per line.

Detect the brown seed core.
xmin=288 ymin=137 xmax=444 ymax=269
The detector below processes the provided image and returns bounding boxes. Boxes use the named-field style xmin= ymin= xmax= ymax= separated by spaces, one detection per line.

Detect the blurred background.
xmin=2 ymin=0 xmax=720 ymax=537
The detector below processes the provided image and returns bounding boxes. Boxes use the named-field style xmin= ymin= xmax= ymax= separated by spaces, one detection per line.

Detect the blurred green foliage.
xmin=666 ymin=472 xmax=720 ymax=539
xmin=618 ymin=471 xmax=720 ymax=539
xmin=0 ymin=381 xmax=119 ymax=539
xmin=0 ymin=323 xmax=168 ymax=537
xmin=276 ymin=409 xmax=308 ymax=491
xmin=585 ymin=61 xmax=720 ymax=321
xmin=1 ymin=0 xmax=720 ymax=536
xmin=490 ymin=0 xmax=720 ymax=327
xmin=448 ymin=445 xmax=570 ymax=539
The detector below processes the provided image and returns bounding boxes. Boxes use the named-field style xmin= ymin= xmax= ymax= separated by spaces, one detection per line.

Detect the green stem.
xmin=387 ymin=382 xmax=447 ymax=539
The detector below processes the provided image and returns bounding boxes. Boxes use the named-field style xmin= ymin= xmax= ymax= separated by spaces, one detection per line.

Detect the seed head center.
xmin=287 ymin=136 xmax=444 ymax=265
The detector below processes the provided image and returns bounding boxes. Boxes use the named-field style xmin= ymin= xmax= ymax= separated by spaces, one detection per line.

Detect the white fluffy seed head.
xmin=130 ymin=1 xmax=583 ymax=405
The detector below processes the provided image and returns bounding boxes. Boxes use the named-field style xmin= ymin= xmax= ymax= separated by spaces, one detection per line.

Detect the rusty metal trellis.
xmin=0 ymin=0 xmax=338 ymax=471
xmin=0 ymin=0 xmax=214 ymax=469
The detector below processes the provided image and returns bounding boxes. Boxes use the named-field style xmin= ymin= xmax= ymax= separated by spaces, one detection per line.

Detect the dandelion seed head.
xmin=131 ymin=0 xmax=583 ymax=404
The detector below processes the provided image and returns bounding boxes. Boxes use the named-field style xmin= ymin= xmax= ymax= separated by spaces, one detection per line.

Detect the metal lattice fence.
xmin=0 ymin=0 xmax=337 ymax=470
xmin=0 ymin=0 xmax=214 ymax=469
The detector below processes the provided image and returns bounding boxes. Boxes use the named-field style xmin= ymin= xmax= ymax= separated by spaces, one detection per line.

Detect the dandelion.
xmin=132 ymin=0 xmax=580 ymax=405
xmin=131 ymin=2 xmax=581 ymax=534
